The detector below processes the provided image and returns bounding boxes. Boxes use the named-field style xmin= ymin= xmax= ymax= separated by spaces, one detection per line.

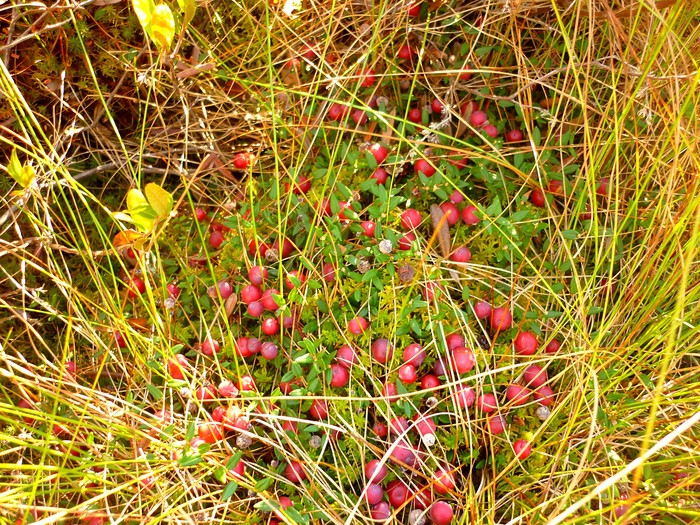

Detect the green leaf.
xmin=561 ymin=229 xmax=578 ymax=240
xmin=144 ymin=182 xmax=173 ymax=219
xmin=222 ymin=481 xmax=238 ymax=501
xmin=254 ymin=476 xmax=273 ymax=492
xmin=146 ymin=383 xmax=163 ymax=400
xmin=7 ymin=149 xmax=35 ymax=189
xmin=151 ymin=3 xmax=175 ymax=49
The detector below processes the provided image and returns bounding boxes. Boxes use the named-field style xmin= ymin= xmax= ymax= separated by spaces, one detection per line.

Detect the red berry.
xmin=361 ymin=220 xmax=376 ymax=237
xmin=327 ymin=103 xmax=349 ymax=121
xmin=114 ymin=330 xmax=127 ymax=348
xmin=359 ymin=67 xmax=378 ymax=88
xmin=461 ymin=205 xmax=480 ymax=225
xmin=505 ymin=129 xmax=523 ymax=142
xmin=387 ymin=479 xmax=411 ymax=508
xmin=450 ymin=190 xmax=464 ymax=204
xmin=487 ymin=414 xmax=507 ymax=434
xmin=490 ymin=306 xmax=513 ymax=331
xmin=382 ymin=381 xmax=398 ymax=402
xmin=260 ymin=341 xmax=279 ymax=360
xmin=365 ymin=483 xmax=384 ymax=505
xmin=439 ymin=202 xmax=459 ymax=226
xmin=289 ymin=175 xmax=311 ymax=194
xmin=450 ymin=347 xmax=475 ymax=374
xmin=505 ymin=384 xmax=531 ymax=406
xmin=200 ymin=339 xmax=220 ymax=356
xmin=348 ymin=316 xmax=369 ymax=335
xmin=209 ymin=230 xmax=225 ymax=248
xmin=309 ymin=399 xmax=328 ymax=419
xmin=477 ymin=392 xmax=498 ymax=413
xmin=398 ymin=364 xmax=417 ymax=384
xmin=398 ymin=232 xmax=416 ymax=250
xmin=413 ymin=413 xmax=437 ymax=439
xmin=261 ymin=288 xmax=280 ymax=311
xmin=352 ymin=111 xmax=368 ymax=126
xmin=371 ymin=167 xmax=388 ymax=184
xmin=232 ymin=152 xmax=253 ymax=170
xmin=166 ymin=282 xmax=181 ymax=299
xmin=372 ymin=421 xmax=388 ymax=437
xmin=430 ymin=501 xmax=454 ymax=525
xmin=450 ymin=246 xmax=471 ymax=263
xmin=285 ymin=461 xmax=306 ymax=483
xmin=421 ymin=374 xmax=441 ymax=389
xmin=408 ymin=107 xmax=422 ymax=123
xmin=284 ymin=269 xmax=306 ymax=290
xmin=548 ymin=179 xmax=564 ymax=195
xmin=434 ymin=465 xmax=456 ymax=494
xmin=452 ymin=385 xmax=476 ymax=409
xmin=261 ymin=316 xmax=280 ymax=335
xmin=445 ymin=332 xmax=465 ymax=350
xmin=545 ymin=338 xmax=562 ymax=354
xmin=397 ymin=44 xmax=414 ymax=60
xmin=247 ymin=301 xmax=264 ymax=317
xmin=336 ymin=344 xmax=358 ymax=368
xmin=514 ymin=331 xmax=538 ymax=355
xmin=218 ymin=380 xmax=238 ymax=397
xmin=483 ymin=124 xmax=499 ymax=138
xmin=473 ymin=300 xmax=492 ymax=319
xmin=240 ymin=284 xmax=262 ymax=304
xmin=248 ymin=265 xmax=268 ymax=285
xmin=370 ymin=502 xmax=391 ymax=521
xmin=403 ymin=343 xmax=426 ymax=366
xmin=194 ymin=207 xmax=207 ymax=221
xmin=523 ymin=364 xmax=547 ymax=388
xmin=127 ymin=274 xmax=146 ymax=298
xmin=470 ymin=110 xmax=488 ymax=127
xmin=513 ymin=439 xmax=532 ymax=460
xmin=530 ymin=188 xmax=546 ymax=207
xmin=389 ymin=416 xmax=410 ymax=436
xmin=365 ymin=459 xmax=388 ymax=482
xmin=322 ymin=263 xmax=336 ymax=282
xmin=368 ymin=143 xmax=389 ymax=165
xmin=238 ymin=374 xmax=257 ymax=392
xmin=401 ymin=208 xmax=422 ymax=230
xmin=408 ymin=1 xmax=422 ymax=16
xmin=596 ymin=177 xmax=610 ymax=196
xmin=414 ymin=158 xmax=436 ymax=177
xmin=533 ymin=384 xmax=555 ymax=406
xmin=330 ymin=364 xmax=350 ymax=387
xmin=197 ymin=422 xmax=224 ymax=443
xmin=167 ymin=354 xmax=189 ymax=380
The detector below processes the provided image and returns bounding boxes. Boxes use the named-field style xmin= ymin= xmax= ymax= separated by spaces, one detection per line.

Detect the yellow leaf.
xmin=132 ymin=0 xmax=156 ymax=31
xmin=126 ymin=188 xmax=148 ymax=212
xmin=151 ymin=4 xmax=175 ymax=49
xmin=144 ymin=182 xmax=173 ymax=218
xmin=177 ymin=0 xmax=196 ymax=27
xmin=7 ymin=149 xmax=36 ymax=189
xmin=113 ymin=229 xmax=148 ymax=251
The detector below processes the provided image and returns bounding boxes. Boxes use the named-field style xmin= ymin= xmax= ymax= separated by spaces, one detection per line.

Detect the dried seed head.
xmin=357 ymin=258 xmax=371 ymax=274
xmin=309 ymin=435 xmax=322 ymax=449
xmin=409 ymin=509 xmax=427 ymax=525
xmin=536 ymin=405 xmax=551 ymax=421
xmin=265 ymin=248 xmax=279 ymax=263
xmin=398 ymin=264 xmax=415 ymax=283
xmin=426 ymin=396 xmax=438 ymax=408
xmin=379 ymin=239 xmax=393 ymax=254
xmin=421 ymin=433 xmax=436 ymax=447
xmin=236 ymin=434 xmax=252 ymax=449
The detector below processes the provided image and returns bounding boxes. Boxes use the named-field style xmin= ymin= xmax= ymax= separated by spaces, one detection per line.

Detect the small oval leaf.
xmin=151 ymin=4 xmax=175 ymax=49
xmin=144 ymin=182 xmax=173 ymax=218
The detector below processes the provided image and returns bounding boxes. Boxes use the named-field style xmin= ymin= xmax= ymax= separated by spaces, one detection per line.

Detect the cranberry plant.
xmin=1 ymin=1 xmax=699 ymax=525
